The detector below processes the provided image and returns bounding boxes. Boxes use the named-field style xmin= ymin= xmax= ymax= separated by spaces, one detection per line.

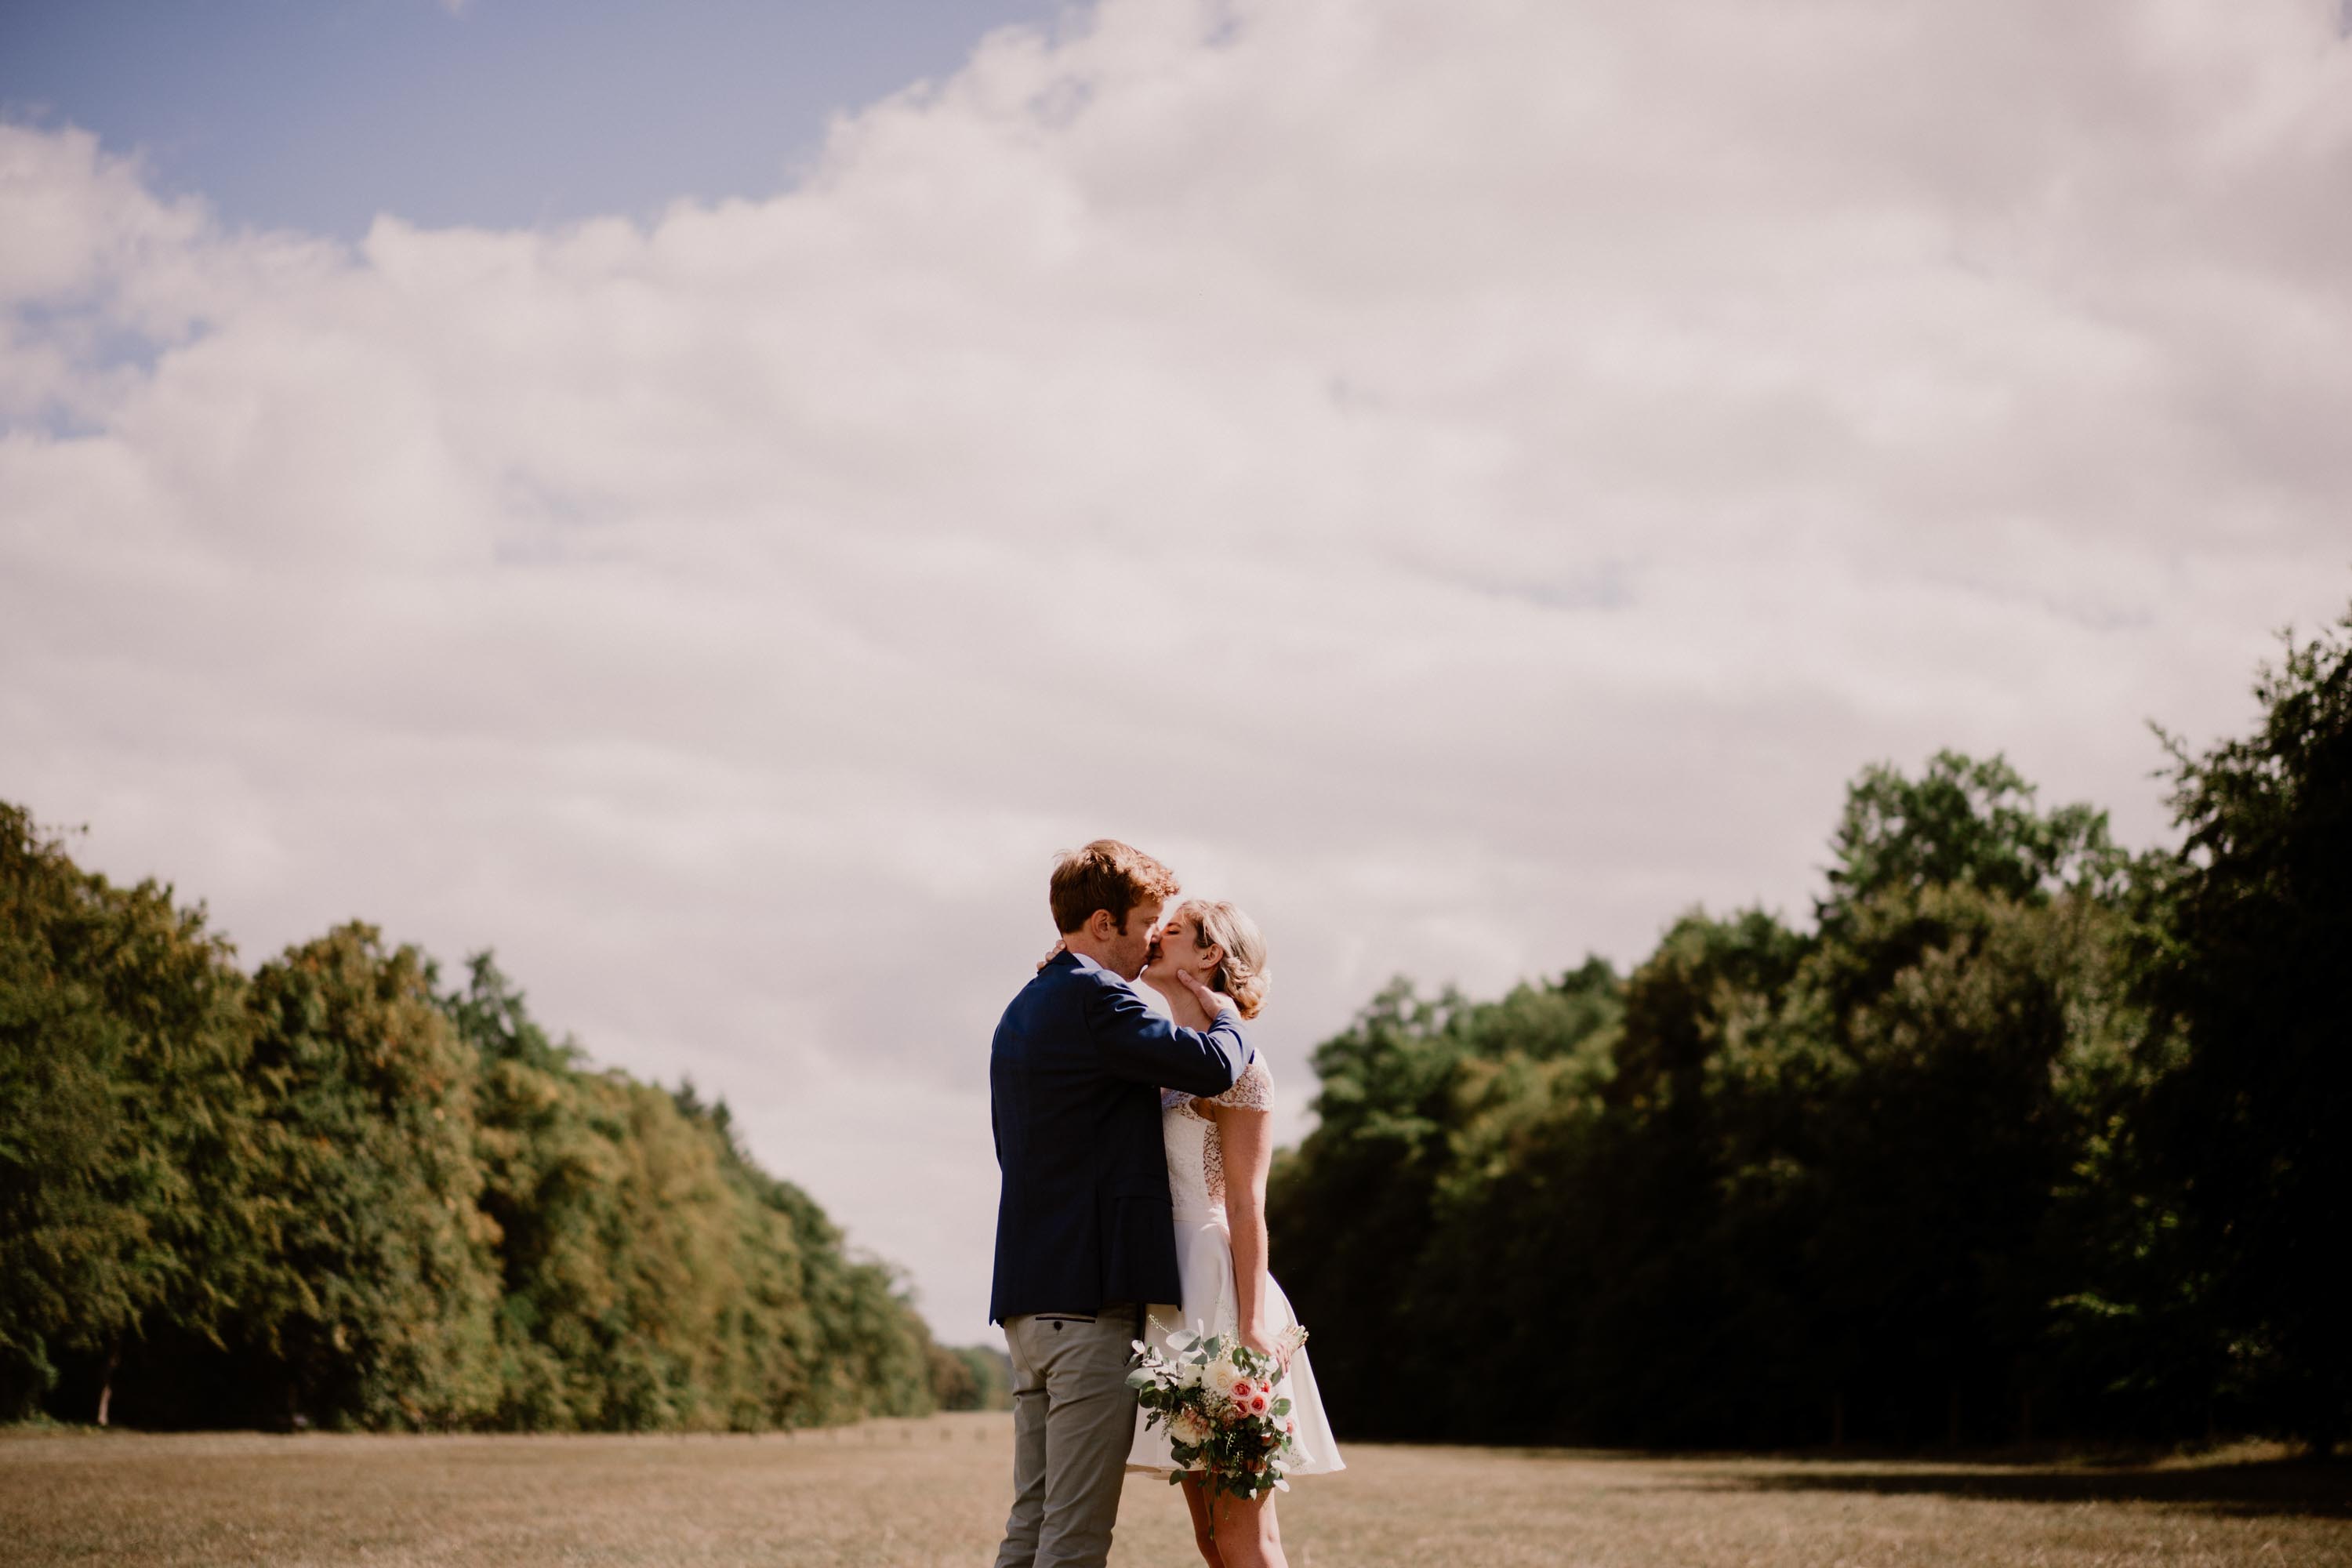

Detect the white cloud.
xmin=5 ymin=0 xmax=2350 ymax=1334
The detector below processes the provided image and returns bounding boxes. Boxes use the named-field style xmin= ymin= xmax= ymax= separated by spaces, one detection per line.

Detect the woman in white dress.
xmin=1127 ymin=898 xmax=1343 ymax=1568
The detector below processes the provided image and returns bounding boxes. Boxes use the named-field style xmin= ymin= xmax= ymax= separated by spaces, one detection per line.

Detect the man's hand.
xmin=1176 ymin=968 xmax=1236 ymax=1018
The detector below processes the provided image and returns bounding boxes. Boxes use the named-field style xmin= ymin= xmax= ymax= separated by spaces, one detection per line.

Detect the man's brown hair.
xmin=1049 ymin=840 xmax=1180 ymax=935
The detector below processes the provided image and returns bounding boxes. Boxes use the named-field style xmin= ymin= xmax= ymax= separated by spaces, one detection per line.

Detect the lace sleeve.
xmin=1212 ymin=1058 xmax=1274 ymax=1112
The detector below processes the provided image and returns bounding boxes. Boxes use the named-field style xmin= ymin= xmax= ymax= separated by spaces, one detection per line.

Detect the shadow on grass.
xmin=1689 ymin=1459 xmax=2352 ymax=1522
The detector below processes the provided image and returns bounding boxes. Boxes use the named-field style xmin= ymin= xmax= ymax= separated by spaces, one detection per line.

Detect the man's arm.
xmin=1080 ymin=975 xmax=1251 ymax=1097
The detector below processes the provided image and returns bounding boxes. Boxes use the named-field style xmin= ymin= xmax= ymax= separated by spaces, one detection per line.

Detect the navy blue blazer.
xmin=988 ymin=950 xmax=1251 ymax=1324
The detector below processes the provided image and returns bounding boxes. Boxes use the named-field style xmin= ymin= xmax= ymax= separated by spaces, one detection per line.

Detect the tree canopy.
xmin=1272 ymin=608 xmax=2351 ymax=1450
xmin=7 ymin=603 xmax=2344 ymax=1445
xmin=1 ymin=811 xmax=966 ymax=1430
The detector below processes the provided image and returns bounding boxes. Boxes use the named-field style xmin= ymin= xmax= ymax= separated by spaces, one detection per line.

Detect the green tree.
xmin=0 ymin=806 xmax=265 ymax=1425
xmin=2 ymin=814 xmax=946 ymax=1433
xmin=1789 ymin=883 xmax=2138 ymax=1446
xmin=1268 ymin=962 xmax=1623 ymax=1438
xmin=446 ymin=955 xmax=938 ymax=1430
xmin=932 ymin=1343 xmax=1011 ymax=1410
xmin=1823 ymin=751 xmax=2125 ymax=932
xmin=2131 ymin=614 xmax=2352 ymax=1449
xmin=236 ymin=924 xmax=505 ymax=1428
xmin=1271 ymin=753 xmax=2143 ymax=1448
xmin=1568 ymin=908 xmax=1810 ymax=1444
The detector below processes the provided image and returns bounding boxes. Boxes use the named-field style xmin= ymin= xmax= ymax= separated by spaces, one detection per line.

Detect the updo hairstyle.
xmin=1176 ymin=898 xmax=1270 ymax=1020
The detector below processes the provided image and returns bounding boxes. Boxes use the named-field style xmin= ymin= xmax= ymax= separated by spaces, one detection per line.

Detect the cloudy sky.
xmin=5 ymin=0 xmax=2349 ymax=1338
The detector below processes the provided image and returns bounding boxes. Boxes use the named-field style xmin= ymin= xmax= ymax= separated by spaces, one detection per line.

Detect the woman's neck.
xmin=1145 ymin=975 xmax=1218 ymax=1033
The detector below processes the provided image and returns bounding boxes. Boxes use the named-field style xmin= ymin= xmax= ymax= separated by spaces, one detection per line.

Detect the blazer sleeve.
xmin=1079 ymin=975 xmax=1252 ymax=1097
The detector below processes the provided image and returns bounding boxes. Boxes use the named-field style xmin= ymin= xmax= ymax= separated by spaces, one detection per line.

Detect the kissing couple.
xmin=989 ymin=840 xmax=1343 ymax=1568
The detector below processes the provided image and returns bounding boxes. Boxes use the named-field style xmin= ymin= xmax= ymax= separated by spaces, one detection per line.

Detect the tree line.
xmin=7 ymin=606 xmax=2340 ymax=1446
xmin=0 ymin=826 xmax=1006 ymax=1430
xmin=1269 ymin=608 xmax=2350 ymax=1453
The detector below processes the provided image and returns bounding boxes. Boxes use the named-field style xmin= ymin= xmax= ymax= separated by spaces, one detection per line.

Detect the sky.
xmin=4 ymin=0 xmax=2350 ymax=1340
xmin=0 ymin=0 xmax=1066 ymax=237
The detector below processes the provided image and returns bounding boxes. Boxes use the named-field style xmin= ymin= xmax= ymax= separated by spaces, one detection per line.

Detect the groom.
xmin=989 ymin=840 xmax=1253 ymax=1568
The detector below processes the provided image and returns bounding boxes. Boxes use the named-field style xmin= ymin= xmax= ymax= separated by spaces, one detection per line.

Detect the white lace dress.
xmin=1125 ymin=1058 xmax=1345 ymax=1478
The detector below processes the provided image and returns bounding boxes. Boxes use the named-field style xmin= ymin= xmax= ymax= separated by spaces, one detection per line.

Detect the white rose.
xmin=1171 ymin=1407 xmax=1210 ymax=1445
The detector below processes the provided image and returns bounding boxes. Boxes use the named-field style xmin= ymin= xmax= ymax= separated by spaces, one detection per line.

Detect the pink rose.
xmin=1232 ymin=1380 xmax=1253 ymax=1399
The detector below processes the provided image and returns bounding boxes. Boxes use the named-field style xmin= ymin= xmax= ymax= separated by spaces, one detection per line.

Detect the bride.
xmin=1127 ymin=898 xmax=1343 ymax=1568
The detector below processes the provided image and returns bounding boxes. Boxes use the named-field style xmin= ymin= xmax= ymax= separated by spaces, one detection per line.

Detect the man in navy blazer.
xmin=989 ymin=840 xmax=1251 ymax=1568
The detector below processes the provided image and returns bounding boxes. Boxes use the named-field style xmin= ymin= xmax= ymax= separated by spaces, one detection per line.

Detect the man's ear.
xmin=1086 ymin=908 xmax=1121 ymax=942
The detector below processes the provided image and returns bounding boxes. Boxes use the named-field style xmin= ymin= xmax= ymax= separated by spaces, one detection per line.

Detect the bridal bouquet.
xmin=1127 ymin=1323 xmax=1311 ymax=1502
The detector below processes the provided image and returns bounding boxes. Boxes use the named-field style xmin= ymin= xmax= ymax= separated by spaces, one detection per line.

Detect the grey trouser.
xmin=993 ymin=1303 xmax=1147 ymax=1568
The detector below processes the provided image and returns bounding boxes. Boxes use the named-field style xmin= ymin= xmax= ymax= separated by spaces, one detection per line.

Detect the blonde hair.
xmin=1174 ymin=898 xmax=1270 ymax=1020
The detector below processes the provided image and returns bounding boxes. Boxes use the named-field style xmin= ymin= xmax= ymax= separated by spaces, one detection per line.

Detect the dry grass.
xmin=4 ymin=1415 xmax=2347 ymax=1566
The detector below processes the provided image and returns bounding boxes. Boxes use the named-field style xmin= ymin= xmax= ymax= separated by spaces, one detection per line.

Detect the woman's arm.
xmin=1215 ymin=1092 xmax=1280 ymax=1361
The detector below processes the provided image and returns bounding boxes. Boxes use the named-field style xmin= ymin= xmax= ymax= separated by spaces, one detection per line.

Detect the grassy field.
xmin=4 ymin=1414 xmax=2347 ymax=1567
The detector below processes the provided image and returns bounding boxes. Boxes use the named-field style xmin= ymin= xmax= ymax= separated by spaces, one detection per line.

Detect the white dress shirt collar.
xmin=1068 ymin=948 xmax=1122 ymax=983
